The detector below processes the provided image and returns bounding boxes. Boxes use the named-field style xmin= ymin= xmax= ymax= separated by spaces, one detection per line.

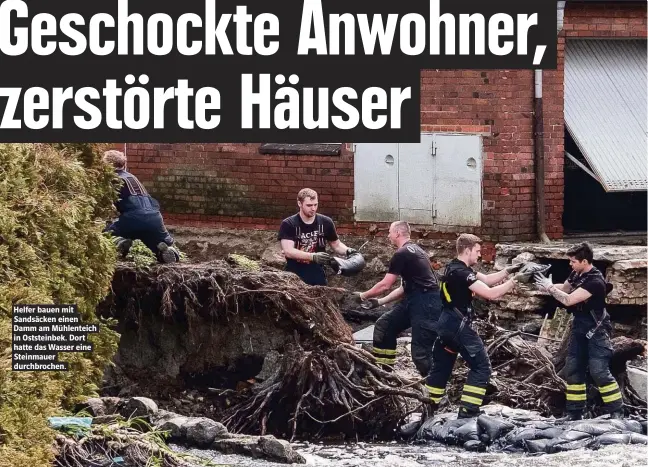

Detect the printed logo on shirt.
xmin=467 ymin=273 xmax=477 ymax=282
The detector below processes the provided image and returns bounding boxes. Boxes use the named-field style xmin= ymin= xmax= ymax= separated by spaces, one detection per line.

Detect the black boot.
xmin=458 ymin=406 xmax=482 ymax=419
xmin=157 ymin=242 xmax=180 ymax=263
xmin=556 ymin=411 xmax=582 ymax=422
xmin=113 ymin=237 xmax=133 ymax=258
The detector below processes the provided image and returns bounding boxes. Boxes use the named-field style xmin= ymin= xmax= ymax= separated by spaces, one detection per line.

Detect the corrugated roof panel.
xmin=565 ymin=39 xmax=647 ymax=192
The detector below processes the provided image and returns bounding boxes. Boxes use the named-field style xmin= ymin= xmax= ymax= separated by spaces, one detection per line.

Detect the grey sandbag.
xmin=454 ymin=419 xmax=480 ymax=443
xmin=330 ymin=253 xmax=366 ymax=277
xmin=515 ymin=262 xmax=551 ymax=283
xmin=597 ymin=433 xmax=632 ymax=445
xmin=418 ymin=418 xmax=472 ymax=445
xmin=559 ymin=430 xmax=592 ymax=442
xmin=463 ymin=440 xmax=485 ymax=452
xmin=569 ymin=420 xmax=621 ymax=436
xmin=597 ymin=433 xmax=648 ymax=445
xmin=552 ymin=437 xmax=596 ymax=452
xmin=538 ymin=427 xmax=565 ymax=439
xmin=609 ymin=419 xmax=643 ymax=434
xmin=641 ymin=420 xmax=647 ymax=435
xmin=525 ymin=439 xmax=550 ymax=453
xmin=504 ymin=427 xmax=542 ymax=447
xmin=477 ymin=414 xmax=515 ymax=443
xmin=399 ymin=420 xmax=422 ymax=438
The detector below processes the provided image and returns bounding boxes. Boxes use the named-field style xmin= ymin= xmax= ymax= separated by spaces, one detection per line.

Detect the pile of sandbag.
xmin=410 ymin=405 xmax=648 ymax=454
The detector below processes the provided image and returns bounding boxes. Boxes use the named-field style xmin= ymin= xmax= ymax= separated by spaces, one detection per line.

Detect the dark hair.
xmin=566 ymin=242 xmax=594 ymax=263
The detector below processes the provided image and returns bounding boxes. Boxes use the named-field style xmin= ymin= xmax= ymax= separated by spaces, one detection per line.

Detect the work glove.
xmin=346 ymin=248 xmax=359 ymax=258
xmin=361 ymin=298 xmax=381 ymax=310
xmin=533 ymin=272 xmax=554 ymax=291
xmin=505 ymin=262 xmax=524 ymax=274
xmin=311 ymin=252 xmax=332 ymax=265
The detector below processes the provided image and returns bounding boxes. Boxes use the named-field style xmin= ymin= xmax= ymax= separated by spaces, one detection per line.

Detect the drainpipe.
xmin=534 ymin=1 xmax=565 ymax=244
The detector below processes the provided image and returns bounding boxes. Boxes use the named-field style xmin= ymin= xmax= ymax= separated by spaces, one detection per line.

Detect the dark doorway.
xmin=563 ymin=130 xmax=647 ymax=234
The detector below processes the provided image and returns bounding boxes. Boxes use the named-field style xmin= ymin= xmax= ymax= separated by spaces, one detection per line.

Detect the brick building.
xmin=121 ymin=0 xmax=647 ymax=243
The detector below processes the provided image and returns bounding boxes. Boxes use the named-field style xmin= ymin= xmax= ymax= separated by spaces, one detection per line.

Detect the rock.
xmin=256 ymin=350 xmax=282 ymax=381
xmin=184 ymin=417 xmax=228 ymax=447
xmin=100 ymin=397 xmax=121 ymax=415
xmin=158 ymin=416 xmax=192 ymax=440
xmin=628 ymin=367 xmax=648 ymax=402
xmin=258 ymin=435 xmax=306 ymax=464
xmin=211 ymin=434 xmax=305 ymax=464
xmin=261 ymin=243 xmax=285 ymax=268
xmin=119 ymin=397 xmax=158 ymax=418
xmin=77 ymin=397 xmax=106 ymax=416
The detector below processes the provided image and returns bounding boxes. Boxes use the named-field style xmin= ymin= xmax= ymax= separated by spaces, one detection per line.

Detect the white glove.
xmin=534 ymin=272 xmax=554 ymax=291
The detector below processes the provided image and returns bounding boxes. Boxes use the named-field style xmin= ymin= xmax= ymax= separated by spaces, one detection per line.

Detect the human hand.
xmin=312 ymin=252 xmax=332 ymax=265
xmin=361 ymin=298 xmax=380 ymax=310
xmin=533 ymin=272 xmax=554 ymax=291
xmin=505 ymin=263 xmax=524 ymax=274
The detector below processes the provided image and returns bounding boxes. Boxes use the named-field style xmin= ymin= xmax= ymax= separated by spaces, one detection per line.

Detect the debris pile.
xmin=99 ymin=261 xmax=428 ymax=440
xmin=412 ymin=405 xmax=648 ymax=454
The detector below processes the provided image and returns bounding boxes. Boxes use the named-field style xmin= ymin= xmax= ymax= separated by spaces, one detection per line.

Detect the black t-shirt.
xmin=440 ymin=258 xmax=478 ymax=312
xmin=566 ymin=266 xmax=608 ymax=327
xmin=278 ymin=214 xmax=338 ymax=285
xmin=388 ymin=242 xmax=438 ymax=293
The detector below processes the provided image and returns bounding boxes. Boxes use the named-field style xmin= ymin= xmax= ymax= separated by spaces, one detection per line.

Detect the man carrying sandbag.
xmin=534 ymin=242 xmax=624 ymax=420
xmin=425 ymin=234 xmax=525 ymax=418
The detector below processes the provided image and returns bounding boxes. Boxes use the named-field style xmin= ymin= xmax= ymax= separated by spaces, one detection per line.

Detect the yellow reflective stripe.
xmin=566 ymin=393 xmax=587 ymax=401
xmin=441 ymin=282 xmax=451 ymax=303
xmin=463 ymin=385 xmax=487 ymax=395
xmin=425 ymin=385 xmax=445 ymax=395
xmin=460 ymin=395 xmax=483 ymax=406
xmin=602 ymin=392 xmax=623 ymax=403
xmin=430 ymin=396 xmax=442 ymax=403
xmin=372 ymin=347 xmax=397 ymax=356
xmin=599 ymin=382 xmax=619 ymax=393
xmin=567 ymin=384 xmax=586 ymax=391
xmin=375 ymin=357 xmax=395 ymax=365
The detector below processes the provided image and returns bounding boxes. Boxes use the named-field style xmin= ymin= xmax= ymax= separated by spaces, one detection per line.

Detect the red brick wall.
xmin=122 ymin=143 xmax=355 ymax=230
xmin=564 ymin=2 xmax=647 ymax=38
xmin=121 ymin=3 xmax=644 ymax=243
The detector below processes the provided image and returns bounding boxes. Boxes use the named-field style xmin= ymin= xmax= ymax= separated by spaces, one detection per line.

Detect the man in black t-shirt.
xmin=535 ymin=242 xmax=623 ymax=420
xmin=425 ymin=234 xmax=524 ymax=418
xmin=355 ymin=221 xmax=442 ymax=377
xmin=278 ymin=188 xmax=356 ymax=286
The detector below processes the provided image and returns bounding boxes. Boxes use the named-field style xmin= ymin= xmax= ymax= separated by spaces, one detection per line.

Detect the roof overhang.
xmin=564 ymin=39 xmax=647 ymax=192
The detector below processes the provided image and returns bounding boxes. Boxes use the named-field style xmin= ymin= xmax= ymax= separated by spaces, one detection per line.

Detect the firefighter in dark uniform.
xmin=425 ymin=234 xmax=524 ymax=418
xmin=356 ymin=221 xmax=442 ymax=377
xmin=535 ymin=242 xmax=624 ymax=420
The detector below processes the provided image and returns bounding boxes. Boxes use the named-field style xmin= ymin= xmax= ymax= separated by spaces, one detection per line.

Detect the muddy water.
xmin=174 ymin=442 xmax=647 ymax=467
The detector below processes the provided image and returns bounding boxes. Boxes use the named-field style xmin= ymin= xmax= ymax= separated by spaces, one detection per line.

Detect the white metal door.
xmin=353 ymin=143 xmax=399 ymax=222
xmin=433 ymin=134 xmax=482 ymax=227
xmin=398 ymin=134 xmax=436 ymax=224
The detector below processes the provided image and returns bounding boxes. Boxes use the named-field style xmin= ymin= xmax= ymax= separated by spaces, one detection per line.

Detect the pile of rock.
xmin=79 ymin=396 xmax=305 ymax=464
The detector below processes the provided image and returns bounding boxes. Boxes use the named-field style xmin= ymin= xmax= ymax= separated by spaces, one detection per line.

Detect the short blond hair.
xmin=103 ymin=150 xmax=126 ymax=169
xmin=297 ymin=188 xmax=318 ymax=202
xmin=391 ymin=221 xmax=411 ymax=237
xmin=456 ymin=233 xmax=482 ymax=254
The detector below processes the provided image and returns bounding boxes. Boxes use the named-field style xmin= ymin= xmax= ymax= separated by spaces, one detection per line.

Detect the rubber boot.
xmin=458 ymin=406 xmax=483 ymax=419
xmin=157 ymin=242 xmax=179 ymax=263
xmin=114 ymin=237 xmax=133 ymax=258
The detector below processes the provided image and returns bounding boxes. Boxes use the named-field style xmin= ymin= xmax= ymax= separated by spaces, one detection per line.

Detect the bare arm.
xmin=476 ymin=270 xmax=510 ymax=287
xmin=554 ymin=280 xmax=573 ymax=293
xmin=546 ymin=285 xmax=591 ymax=307
xmin=469 ymin=279 xmax=516 ymax=301
xmin=329 ymin=239 xmax=349 ymax=256
xmin=280 ymin=239 xmax=314 ymax=262
xmin=377 ymin=286 xmax=405 ymax=306
xmin=360 ymin=273 xmax=399 ymax=300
